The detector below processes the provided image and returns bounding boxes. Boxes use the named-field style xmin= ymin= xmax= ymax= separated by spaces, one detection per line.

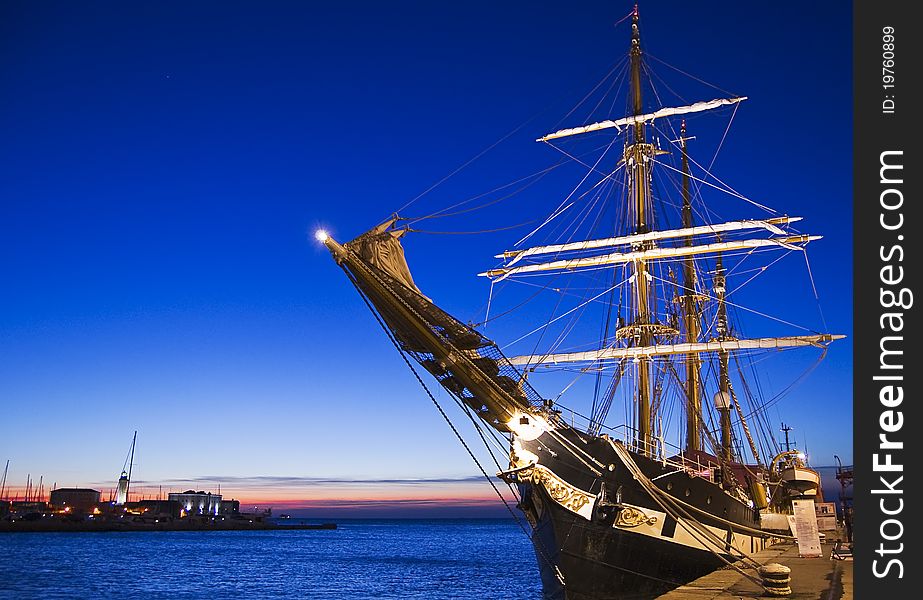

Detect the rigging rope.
xmin=647 ymin=272 xmax=820 ymax=334
xmin=726 ymin=252 xmax=792 ymax=298
xmin=555 ymin=58 xmax=628 ymax=129
xmin=404 ymin=156 xmax=569 ymax=225
xmin=394 ymin=106 xmax=555 ymax=216
xmin=482 ymin=280 xmax=495 ymax=327
xmin=516 ymin=138 xmax=622 ymax=247
xmin=345 ymin=268 xmax=564 ymax=584
xmin=408 ymin=220 xmax=536 ymax=235
xmin=609 ymin=443 xmax=775 ymax=589
xmin=652 ymin=159 xmax=776 ymax=214
xmin=399 ymin=53 xmax=628 ymax=227
xmin=705 ymin=102 xmax=740 ymax=175
xmin=740 ymin=349 xmax=827 ymax=421
xmin=645 ymin=53 xmax=738 ymax=98
xmin=580 ymin=56 xmax=631 ymax=126
xmin=727 ymin=381 xmax=763 ymax=466
xmin=642 ymin=54 xmax=744 ymax=235
xmin=802 ymin=250 xmax=830 ymax=334
xmin=502 ymin=278 xmax=629 ymax=349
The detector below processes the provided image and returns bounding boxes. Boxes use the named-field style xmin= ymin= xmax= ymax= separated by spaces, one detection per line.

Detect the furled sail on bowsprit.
xmin=322 ymin=221 xmax=544 ymax=432
xmin=345 ymin=218 xmax=424 ymax=295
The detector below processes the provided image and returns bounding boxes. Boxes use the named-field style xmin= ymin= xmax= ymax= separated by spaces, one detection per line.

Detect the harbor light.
xmin=315 ymin=229 xmax=329 ymax=242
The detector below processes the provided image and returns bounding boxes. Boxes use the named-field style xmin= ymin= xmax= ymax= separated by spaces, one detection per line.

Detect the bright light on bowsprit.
xmin=315 ymin=229 xmax=329 ymax=242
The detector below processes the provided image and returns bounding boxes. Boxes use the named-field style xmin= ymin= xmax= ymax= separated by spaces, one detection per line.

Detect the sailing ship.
xmin=317 ymin=7 xmax=842 ymax=599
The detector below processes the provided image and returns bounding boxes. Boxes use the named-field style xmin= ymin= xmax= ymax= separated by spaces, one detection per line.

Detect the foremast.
xmin=625 ymin=7 xmax=667 ymax=456
xmin=626 ymin=7 xmax=651 ymax=455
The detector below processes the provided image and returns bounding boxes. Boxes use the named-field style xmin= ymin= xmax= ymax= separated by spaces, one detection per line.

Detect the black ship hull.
xmin=528 ymin=488 xmax=724 ymax=600
xmin=512 ymin=427 xmax=768 ymax=600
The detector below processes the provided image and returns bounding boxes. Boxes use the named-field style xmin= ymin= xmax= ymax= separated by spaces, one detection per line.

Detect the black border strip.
xmin=854 ymin=1 xmax=918 ymax=596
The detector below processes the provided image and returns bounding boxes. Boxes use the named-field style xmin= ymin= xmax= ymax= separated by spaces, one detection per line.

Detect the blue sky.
xmin=0 ymin=1 xmax=851 ymax=514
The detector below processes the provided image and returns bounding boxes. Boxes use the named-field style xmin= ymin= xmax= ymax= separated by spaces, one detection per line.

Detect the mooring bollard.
xmin=759 ymin=563 xmax=792 ymax=596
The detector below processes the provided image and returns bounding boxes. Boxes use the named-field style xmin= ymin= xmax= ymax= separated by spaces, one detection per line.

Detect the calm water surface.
xmin=0 ymin=519 xmax=542 ymax=599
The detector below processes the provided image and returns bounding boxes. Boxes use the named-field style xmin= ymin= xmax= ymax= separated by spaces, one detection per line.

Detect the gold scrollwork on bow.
xmin=615 ymin=506 xmax=658 ymax=528
xmin=528 ymin=466 xmax=591 ymax=513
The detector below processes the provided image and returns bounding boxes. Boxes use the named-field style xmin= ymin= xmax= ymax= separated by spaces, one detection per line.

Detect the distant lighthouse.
xmin=115 ymin=470 xmax=129 ymax=505
xmin=114 ymin=431 xmax=137 ymax=505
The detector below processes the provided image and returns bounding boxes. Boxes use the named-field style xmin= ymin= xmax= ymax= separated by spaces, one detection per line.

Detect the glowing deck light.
xmin=315 ymin=229 xmax=329 ymax=242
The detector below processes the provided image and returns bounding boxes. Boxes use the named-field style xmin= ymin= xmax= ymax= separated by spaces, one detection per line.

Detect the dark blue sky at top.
xmin=0 ymin=1 xmax=852 ymax=496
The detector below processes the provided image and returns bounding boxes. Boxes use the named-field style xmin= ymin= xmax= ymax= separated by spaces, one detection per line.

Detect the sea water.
xmin=0 ymin=519 xmax=542 ymax=599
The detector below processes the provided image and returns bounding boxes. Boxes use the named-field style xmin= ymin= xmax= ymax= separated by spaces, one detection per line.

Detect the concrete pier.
xmin=657 ymin=540 xmax=853 ymax=600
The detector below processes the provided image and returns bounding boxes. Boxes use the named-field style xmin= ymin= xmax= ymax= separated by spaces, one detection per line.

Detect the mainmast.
xmin=627 ymin=6 xmax=654 ymax=455
xmin=680 ymin=121 xmax=702 ymax=452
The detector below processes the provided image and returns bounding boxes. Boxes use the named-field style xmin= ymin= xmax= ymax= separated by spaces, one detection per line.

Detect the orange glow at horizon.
xmin=2 ymin=481 xmax=517 ymax=511
xmin=229 ymin=482 xmax=516 ymax=509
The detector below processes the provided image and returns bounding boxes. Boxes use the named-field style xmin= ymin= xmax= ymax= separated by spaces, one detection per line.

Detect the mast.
xmin=781 ymin=423 xmax=793 ymax=452
xmin=628 ymin=5 xmax=653 ymax=454
xmin=714 ymin=251 xmax=733 ymax=461
xmin=680 ymin=121 xmax=702 ymax=452
xmin=125 ymin=430 xmax=137 ymax=504
xmin=0 ymin=460 xmax=8 ymax=501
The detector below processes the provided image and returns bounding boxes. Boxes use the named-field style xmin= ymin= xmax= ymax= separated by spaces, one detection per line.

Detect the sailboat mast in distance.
xmin=125 ymin=430 xmax=136 ymax=504
xmin=0 ymin=459 xmax=9 ymax=501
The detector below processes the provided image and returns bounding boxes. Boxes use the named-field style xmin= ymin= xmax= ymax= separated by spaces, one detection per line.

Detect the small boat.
xmin=779 ymin=464 xmax=819 ymax=496
xmin=771 ymin=425 xmax=820 ymax=500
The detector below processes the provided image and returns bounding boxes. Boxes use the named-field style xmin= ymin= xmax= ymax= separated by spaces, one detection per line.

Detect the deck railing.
xmin=548 ymin=405 xmax=724 ymax=479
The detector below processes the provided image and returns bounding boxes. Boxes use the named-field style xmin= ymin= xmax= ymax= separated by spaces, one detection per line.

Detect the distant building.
xmin=168 ymin=490 xmax=221 ymax=516
xmin=10 ymin=501 xmax=48 ymax=514
xmin=49 ymin=488 xmax=100 ymax=511
xmin=219 ymin=499 xmax=240 ymax=515
xmin=135 ymin=499 xmax=182 ymax=518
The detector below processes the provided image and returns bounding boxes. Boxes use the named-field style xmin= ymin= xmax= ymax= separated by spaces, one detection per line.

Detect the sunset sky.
xmin=1 ymin=1 xmax=851 ymax=516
